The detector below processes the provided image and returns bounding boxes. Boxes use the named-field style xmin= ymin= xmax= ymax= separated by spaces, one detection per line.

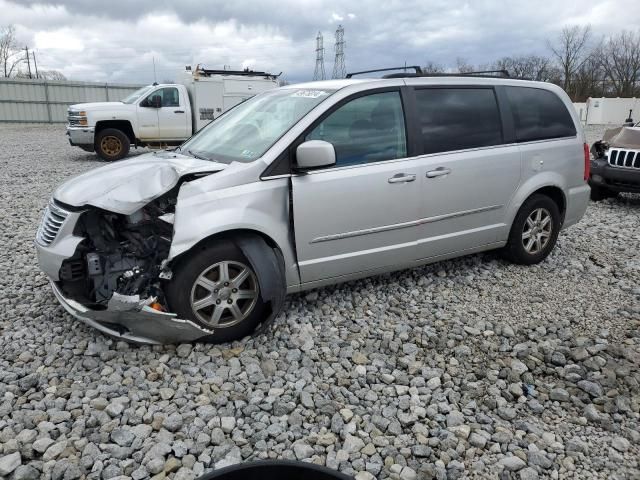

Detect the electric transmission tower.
xmin=332 ymin=25 xmax=346 ymax=79
xmin=313 ymin=31 xmax=326 ymax=81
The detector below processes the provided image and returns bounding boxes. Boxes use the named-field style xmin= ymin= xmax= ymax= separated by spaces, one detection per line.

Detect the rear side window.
xmin=505 ymin=87 xmax=576 ymax=142
xmin=415 ymin=88 xmax=503 ymax=154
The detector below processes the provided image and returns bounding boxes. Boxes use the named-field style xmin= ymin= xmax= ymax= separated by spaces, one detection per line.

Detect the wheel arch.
xmin=507 ymin=174 xmax=568 ymax=232
xmin=95 ymin=120 xmax=136 ymax=144
xmin=167 ymin=228 xmax=288 ymax=334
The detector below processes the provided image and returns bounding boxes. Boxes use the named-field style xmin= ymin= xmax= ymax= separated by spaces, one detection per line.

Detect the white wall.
xmin=0 ymin=78 xmax=144 ymax=123
xmin=573 ymin=102 xmax=587 ymax=123
xmin=584 ymin=97 xmax=639 ymax=125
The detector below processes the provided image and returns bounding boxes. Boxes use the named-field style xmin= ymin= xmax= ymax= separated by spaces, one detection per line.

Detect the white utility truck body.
xmin=66 ymin=67 xmax=280 ymax=160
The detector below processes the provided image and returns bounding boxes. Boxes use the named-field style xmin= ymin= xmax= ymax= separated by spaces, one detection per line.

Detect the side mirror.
xmin=296 ymin=140 xmax=336 ymax=170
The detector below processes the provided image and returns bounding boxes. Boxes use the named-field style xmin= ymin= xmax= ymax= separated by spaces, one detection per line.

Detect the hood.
xmin=54 ymin=151 xmax=226 ymax=214
xmin=603 ymin=126 xmax=640 ymax=149
xmin=69 ymin=102 xmax=128 ymax=111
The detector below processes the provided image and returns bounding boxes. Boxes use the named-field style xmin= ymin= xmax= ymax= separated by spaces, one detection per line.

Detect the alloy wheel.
xmin=189 ymin=260 xmax=259 ymax=328
xmin=522 ymin=207 xmax=553 ymax=255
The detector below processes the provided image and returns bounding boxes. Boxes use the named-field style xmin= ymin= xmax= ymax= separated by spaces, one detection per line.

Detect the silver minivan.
xmin=36 ymin=70 xmax=591 ymax=344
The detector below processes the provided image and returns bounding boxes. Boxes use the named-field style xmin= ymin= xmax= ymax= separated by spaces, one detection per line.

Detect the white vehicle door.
xmin=409 ymin=86 xmax=521 ymax=259
xmin=137 ymin=90 xmax=160 ymax=140
xmin=291 ymin=89 xmax=422 ymax=284
xmin=156 ymin=87 xmax=190 ymax=139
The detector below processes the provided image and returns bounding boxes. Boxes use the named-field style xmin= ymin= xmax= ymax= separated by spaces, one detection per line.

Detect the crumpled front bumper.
xmin=50 ymin=281 xmax=213 ymax=344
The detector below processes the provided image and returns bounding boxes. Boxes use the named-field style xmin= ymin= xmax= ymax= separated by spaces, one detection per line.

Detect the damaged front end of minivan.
xmin=35 ymin=154 xmax=226 ymax=344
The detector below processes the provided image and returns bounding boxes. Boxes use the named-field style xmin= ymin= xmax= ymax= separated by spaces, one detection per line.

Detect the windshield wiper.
xmin=186 ymin=149 xmax=209 ymax=161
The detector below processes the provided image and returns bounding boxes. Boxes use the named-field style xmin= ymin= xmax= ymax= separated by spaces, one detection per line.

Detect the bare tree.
xmin=493 ymin=55 xmax=552 ymax=80
xmin=422 ymin=61 xmax=445 ymax=74
xmin=455 ymin=57 xmax=475 ymax=73
xmin=40 ymin=70 xmax=67 ymax=80
xmin=572 ymin=52 xmax=605 ymax=100
xmin=548 ymin=25 xmax=592 ymax=95
xmin=0 ymin=24 xmax=24 ymax=77
xmin=598 ymin=30 xmax=640 ymax=97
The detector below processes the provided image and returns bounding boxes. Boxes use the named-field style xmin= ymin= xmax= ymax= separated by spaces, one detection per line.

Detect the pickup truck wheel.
xmin=95 ymin=128 xmax=130 ymax=161
xmin=165 ymin=241 xmax=269 ymax=344
xmin=502 ymin=194 xmax=561 ymax=265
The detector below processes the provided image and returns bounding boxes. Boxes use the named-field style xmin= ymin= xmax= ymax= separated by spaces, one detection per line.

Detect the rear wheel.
xmin=502 ymin=194 xmax=561 ymax=265
xmin=95 ymin=128 xmax=130 ymax=161
xmin=165 ymin=241 xmax=269 ymax=343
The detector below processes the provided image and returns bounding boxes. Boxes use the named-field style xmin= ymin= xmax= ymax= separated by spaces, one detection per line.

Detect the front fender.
xmin=168 ymin=177 xmax=300 ymax=289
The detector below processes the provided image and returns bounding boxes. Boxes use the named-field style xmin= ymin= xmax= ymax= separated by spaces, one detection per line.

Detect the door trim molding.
xmin=310 ymin=204 xmax=503 ymax=243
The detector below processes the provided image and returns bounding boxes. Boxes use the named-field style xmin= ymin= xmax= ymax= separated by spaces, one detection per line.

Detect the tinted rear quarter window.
xmin=415 ymin=88 xmax=503 ymax=154
xmin=505 ymin=87 xmax=576 ymax=142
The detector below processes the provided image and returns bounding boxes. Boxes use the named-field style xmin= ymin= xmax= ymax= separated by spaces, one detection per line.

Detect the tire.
xmin=502 ymin=194 xmax=561 ymax=265
xmin=95 ymin=128 xmax=130 ymax=161
xmin=164 ymin=241 xmax=269 ymax=344
xmin=589 ymin=185 xmax=616 ymax=201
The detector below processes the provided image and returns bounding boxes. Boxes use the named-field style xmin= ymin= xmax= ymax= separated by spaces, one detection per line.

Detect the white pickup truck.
xmin=66 ymin=67 xmax=280 ymax=160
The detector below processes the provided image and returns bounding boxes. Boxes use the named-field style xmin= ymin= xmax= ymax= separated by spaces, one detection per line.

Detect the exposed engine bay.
xmin=58 ymin=190 xmax=177 ymax=310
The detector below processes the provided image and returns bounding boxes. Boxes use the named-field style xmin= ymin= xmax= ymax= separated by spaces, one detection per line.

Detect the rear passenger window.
xmin=415 ymin=88 xmax=503 ymax=154
xmin=505 ymin=87 xmax=576 ymax=142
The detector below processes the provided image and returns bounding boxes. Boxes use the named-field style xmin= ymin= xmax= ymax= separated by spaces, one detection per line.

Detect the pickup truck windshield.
xmin=180 ymin=88 xmax=335 ymax=163
xmin=122 ymin=86 xmax=154 ymax=104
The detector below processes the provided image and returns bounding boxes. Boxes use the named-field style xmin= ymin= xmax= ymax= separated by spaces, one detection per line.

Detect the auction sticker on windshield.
xmin=291 ymin=90 xmax=329 ymax=98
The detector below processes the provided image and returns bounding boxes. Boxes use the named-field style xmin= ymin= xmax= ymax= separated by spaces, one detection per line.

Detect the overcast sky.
xmin=3 ymin=0 xmax=640 ymax=85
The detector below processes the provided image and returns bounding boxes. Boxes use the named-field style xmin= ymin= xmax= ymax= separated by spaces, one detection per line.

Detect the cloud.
xmin=2 ymin=0 xmax=639 ymax=84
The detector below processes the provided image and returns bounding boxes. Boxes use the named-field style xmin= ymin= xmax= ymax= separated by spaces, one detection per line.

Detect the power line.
xmin=332 ymin=25 xmax=346 ymax=79
xmin=313 ymin=31 xmax=325 ymax=81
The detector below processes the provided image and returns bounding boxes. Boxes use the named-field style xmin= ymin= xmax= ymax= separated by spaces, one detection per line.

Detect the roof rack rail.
xmin=346 ymin=67 xmax=511 ymax=80
xmin=383 ymin=69 xmax=511 ymax=79
xmin=346 ymin=66 xmax=423 ymax=78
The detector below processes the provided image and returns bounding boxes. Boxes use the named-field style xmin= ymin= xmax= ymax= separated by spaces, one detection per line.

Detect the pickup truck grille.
xmin=608 ymin=148 xmax=640 ymax=169
xmin=37 ymin=202 xmax=69 ymax=246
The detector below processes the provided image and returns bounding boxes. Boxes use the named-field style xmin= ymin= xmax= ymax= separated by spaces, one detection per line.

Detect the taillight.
xmin=583 ymin=143 xmax=590 ymax=182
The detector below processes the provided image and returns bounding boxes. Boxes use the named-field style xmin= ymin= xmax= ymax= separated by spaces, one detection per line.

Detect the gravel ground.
xmin=0 ymin=124 xmax=638 ymax=480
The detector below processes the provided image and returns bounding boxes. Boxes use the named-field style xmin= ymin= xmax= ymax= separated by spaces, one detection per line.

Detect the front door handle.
xmin=174 ymin=110 xmax=185 ymax=113
xmin=388 ymin=173 xmax=416 ymax=184
xmin=426 ymin=167 xmax=451 ymax=178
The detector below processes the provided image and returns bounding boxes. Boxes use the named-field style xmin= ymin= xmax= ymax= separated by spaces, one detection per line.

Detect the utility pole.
xmin=313 ymin=32 xmax=325 ymax=81
xmin=32 ymin=51 xmax=39 ymax=79
xmin=25 ymin=46 xmax=32 ymax=78
xmin=332 ymin=25 xmax=346 ymax=79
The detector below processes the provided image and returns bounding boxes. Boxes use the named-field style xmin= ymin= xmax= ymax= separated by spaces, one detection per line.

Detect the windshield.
xmin=180 ymin=87 xmax=335 ymax=163
xmin=122 ymin=86 xmax=154 ymax=104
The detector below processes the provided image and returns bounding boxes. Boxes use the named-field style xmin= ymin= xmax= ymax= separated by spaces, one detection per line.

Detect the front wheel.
xmin=502 ymin=194 xmax=561 ymax=265
xmin=165 ymin=241 xmax=269 ymax=343
xmin=95 ymin=128 xmax=130 ymax=161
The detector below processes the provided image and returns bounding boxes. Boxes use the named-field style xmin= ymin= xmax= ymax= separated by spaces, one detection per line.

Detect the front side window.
xmin=415 ymin=88 xmax=503 ymax=154
xmin=159 ymin=87 xmax=180 ymax=107
xmin=306 ymin=91 xmax=407 ymax=166
xmin=505 ymin=86 xmax=576 ymax=142
xmin=180 ymin=88 xmax=334 ymax=163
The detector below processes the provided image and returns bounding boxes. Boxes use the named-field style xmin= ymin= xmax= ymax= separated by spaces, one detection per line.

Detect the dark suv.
xmin=590 ymin=122 xmax=640 ymax=200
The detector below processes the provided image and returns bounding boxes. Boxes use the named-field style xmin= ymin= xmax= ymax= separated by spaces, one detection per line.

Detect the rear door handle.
xmin=174 ymin=110 xmax=185 ymax=113
xmin=426 ymin=167 xmax=451 ymax=178
xmin=388 ymin=173 xmax=416 ymax=184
